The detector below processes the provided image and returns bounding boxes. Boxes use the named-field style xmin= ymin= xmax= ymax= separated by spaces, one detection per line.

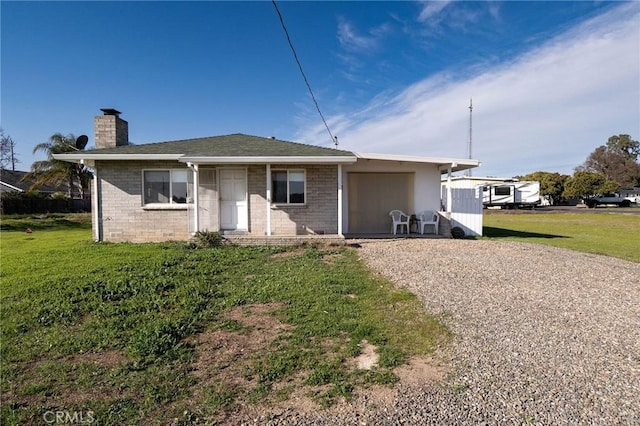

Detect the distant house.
xmin=0 ymin=169 xmax=61 ymax=194
xmin=1 ymin=169 xmax=92 ymax=215
xmin=54 ymin=109 xmax=480 ymax=243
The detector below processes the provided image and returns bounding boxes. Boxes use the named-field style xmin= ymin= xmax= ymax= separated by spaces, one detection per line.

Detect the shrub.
xmin=192 ymin=231 xmax=226 ymax=248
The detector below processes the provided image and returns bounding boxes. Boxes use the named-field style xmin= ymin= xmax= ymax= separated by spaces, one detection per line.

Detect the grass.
xmin=0 ymin=214 xmax=448 ymax=425
xmin=483 ymin=211 xmax=640 ymax=263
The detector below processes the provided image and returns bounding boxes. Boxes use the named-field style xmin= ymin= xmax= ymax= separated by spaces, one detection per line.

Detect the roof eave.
xmin=355 ymin=152 xmax=480 ymax=172
xmin=0 ymin=182 xmax=25 ymax=192
xmin=179 ymin=156 xmax=358 ymax=164
xmin=437 ymin=161 xmax=481 ymax=173
xmin=53 ymin=153 xmax=358 ymax=166
xmin=53 ymin=153 xmax=183 ymax=165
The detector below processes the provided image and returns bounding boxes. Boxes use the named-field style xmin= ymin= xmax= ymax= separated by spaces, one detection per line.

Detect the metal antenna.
xmin=467 ymin=98 xmax=473 ymax=177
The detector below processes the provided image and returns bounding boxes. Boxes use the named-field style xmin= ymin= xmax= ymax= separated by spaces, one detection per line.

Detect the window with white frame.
xmin=272 ymin=170 xmax=305 ymax=204
xmin=143 ymin=170 xmax=192 ymax=205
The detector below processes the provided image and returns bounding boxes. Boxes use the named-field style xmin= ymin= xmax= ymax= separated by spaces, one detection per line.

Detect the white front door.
xmin=219 ymin=169 xmax=248 ymax=231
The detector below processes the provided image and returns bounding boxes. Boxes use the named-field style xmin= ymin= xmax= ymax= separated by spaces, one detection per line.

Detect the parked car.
xmin=583 ymin=194 xmax=631 ymax=208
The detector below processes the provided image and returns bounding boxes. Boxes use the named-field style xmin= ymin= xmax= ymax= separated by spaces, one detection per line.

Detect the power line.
xmin=271 ymin=0 xmax=336 ymax=146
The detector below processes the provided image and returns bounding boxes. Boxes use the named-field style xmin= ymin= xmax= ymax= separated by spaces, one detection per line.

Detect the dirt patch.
xmin=186 ymin=303 xmax=295 ymax=421
xmin=394 ymin=355 xmax=448 ymax=384
xmin=67 ymin=349 xmax=129 ymax=369
xmin=233 ymin=371 xmax=327 ymax=422
xmin=345 ymin=354 xmax=449 ymax=412
xmin=269 ymin=249 xmax=345 ymax=265
xmin=187 ymin=304 xmax=449 ymax=423
xmin=189 ymin=303 xmax=292 ymax=382
xmin=269 ymin=248 xmax=306 ymax=259
xmin=320 ymin=252 xmax=344 ymax=265
xmin=8 ymin=350 xmax=132 ymax=411
xmin=352 ymin=340 xmax=379 ymax=370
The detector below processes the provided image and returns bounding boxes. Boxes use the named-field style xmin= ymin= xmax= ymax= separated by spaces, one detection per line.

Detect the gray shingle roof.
xmin=87 ymin=134 xmax=354 ymax=157
xmin=0 ymin=169 xmax=64 ymax=193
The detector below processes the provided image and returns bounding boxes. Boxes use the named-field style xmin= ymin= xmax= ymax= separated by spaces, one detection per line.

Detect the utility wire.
xmin=271 ymin=0 xmax=336 ymax=146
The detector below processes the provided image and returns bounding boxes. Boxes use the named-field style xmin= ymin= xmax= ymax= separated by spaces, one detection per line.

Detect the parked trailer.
xmin=482 ymin=181 xmax=540 ymax=209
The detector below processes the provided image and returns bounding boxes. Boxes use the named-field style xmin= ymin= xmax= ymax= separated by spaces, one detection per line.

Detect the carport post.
xmin=446 ymin=164 xmax=453 ymax=213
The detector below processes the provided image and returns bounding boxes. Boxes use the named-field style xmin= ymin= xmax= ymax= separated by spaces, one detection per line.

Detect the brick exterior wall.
xmin=247 ymin=164 xmax=338 ymax=236
xmin=95 ymin=160 xmax=190 ymax=242
xmin=95 ymin=162 xmax=340 ymax=242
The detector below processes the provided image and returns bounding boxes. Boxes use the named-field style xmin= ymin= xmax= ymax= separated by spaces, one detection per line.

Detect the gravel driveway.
xmin=291 ymin=239 xmax=640 ymax=425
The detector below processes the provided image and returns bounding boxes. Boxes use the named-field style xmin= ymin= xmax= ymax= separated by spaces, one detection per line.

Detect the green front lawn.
xmin=483 ymin=212 xmax=640 ymax=263
xmin=0 ymin=214 xmax=447 ymax=425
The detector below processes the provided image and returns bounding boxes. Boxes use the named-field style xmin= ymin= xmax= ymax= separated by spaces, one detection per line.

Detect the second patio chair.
xmin=417 ymin=210 xmax=440 ymax=235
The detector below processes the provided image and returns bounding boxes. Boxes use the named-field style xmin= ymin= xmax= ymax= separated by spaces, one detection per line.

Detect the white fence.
xmin=442 ymin=186 xmax=484 ymax=236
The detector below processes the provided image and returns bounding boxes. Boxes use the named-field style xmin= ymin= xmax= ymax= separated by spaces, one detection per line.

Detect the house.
xmin=0 ymin=169 xmax=60 ymax=194
xmin=1 ymin=169 xmax=92 ymax=215
xmin=54 ymin=109 xmax=480 ymax=243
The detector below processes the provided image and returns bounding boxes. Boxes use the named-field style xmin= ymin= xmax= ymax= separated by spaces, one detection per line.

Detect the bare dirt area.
xmin=186 ymin=303 xmax=294 ymax=413
xmin=186 ymin=303 xmax=447 ymax=424
xmin=8 ymin=350 xmax=131 ymax=416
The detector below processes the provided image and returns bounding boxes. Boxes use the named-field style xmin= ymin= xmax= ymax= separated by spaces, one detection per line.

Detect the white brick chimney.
xmin=95 ymin=108 xmax=128 ymax=149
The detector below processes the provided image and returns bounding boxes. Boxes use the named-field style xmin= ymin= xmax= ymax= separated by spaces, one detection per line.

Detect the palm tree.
xmin=24 ymin=133 xmax=92 ymax=198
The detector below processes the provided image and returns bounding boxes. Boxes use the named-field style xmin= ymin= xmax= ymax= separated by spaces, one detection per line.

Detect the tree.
xmin=24 ymin=133 xmax=92 ymax=199
xmin=519 ymin=171 xmax=569 ymax=205
xmin=0 ymin=128 xmax=20 ymax=171
xmin=581 ymin=134 xmax=640 ymax=187
xmin=563 ymin=171 xmax=619 ymax=200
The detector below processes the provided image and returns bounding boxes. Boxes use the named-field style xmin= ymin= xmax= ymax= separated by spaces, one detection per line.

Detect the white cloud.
xmin=417 ymin=0 xmax=453 ymax=23
xmin=297 ymin=3 xmax=640 ymax=177
xmin=337 ymin=17 xmax=385 ymax=52
xmin=416 ymin=0 xmax=499 ymax=32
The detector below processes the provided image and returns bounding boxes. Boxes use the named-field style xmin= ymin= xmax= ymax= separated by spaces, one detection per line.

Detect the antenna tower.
xmin=467 ymin=98 xmax=473 ymax=177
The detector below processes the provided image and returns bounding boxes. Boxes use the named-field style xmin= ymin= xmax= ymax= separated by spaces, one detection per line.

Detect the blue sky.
xmin=2 ymin=1 xmax=639 ymax=178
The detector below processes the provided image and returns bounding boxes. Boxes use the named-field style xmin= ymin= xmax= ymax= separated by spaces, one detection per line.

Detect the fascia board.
xmin=0 ymin=182 xmax=24 ymax=192
xmin=355 ymin=152 xmax=480 ymax=171
xmin=53 ymin=154 xmax=183 ymax=164
xmin=179 ymin=156 xmax=358 ymax=164
xmin=356 ymin=152 xmax=479 ymax=165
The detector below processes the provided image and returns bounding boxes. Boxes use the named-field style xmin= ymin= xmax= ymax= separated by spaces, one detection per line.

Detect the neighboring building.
xmin=1 ymin=169 xmax=92 ymax=215
xmin=55 ymin=109 xmax=480 ymax=243
xmin=0 ymin=169 xmax=65 ymax=195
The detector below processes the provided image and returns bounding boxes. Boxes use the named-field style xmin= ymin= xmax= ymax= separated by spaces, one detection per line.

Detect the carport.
xmin=342 ymin=153 xmax=480 ymax=236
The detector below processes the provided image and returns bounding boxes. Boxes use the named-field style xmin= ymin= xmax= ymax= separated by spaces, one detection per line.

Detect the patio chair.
xmin=417 ymin=210 xmax=440 ymax=235
xmin=389 ymin=210 xmax=410 ymax=235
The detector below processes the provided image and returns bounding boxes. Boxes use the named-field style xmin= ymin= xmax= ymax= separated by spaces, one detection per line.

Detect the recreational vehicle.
xmin=482 ymin=181 xmax=540 ymax=209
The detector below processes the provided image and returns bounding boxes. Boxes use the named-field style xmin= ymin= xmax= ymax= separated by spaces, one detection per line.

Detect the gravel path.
xmin=273 ymin=239 xmax=640 ymax=425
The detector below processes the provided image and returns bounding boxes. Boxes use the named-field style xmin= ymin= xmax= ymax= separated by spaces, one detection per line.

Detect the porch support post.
xmin=91 ymin=163 xmax=102 ymax=241
xmin=188 ymin=162 xmax=199 ymax=234
xmin=266 ymin=163 xmax=271 ymax=236
xmin=337 ymin=164 xmax=343 ymax=235
xmin=446 ymin=165 xmax=453 ymax=213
